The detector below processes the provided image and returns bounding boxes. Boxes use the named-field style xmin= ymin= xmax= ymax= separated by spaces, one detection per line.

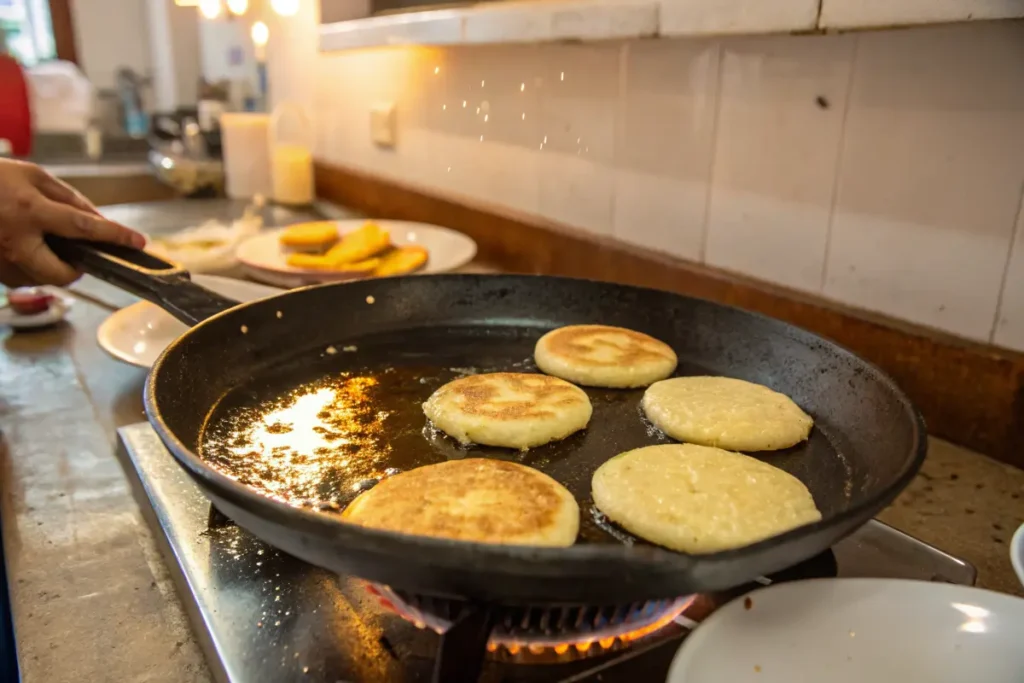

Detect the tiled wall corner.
xmin=612 ymin=38 xmax=719 ymax=261
xmin=310 ymin=48 xmax=432 ymax=189
xmin=823 ymin=22 xmax=1024 ymax=342
xmin=991 ymin=194 xmax=1024 ymax=352
xmin=393 ymin=48 xmax=453 ymax=191
xmin=535 ymin=43 xmax=621 ymax=234
xmin=427 ymin=45 xmax=543 ymax=213
xmin=267 ymin=1 xmax=319 ymax=115
xmin=704 ymin=33 xmax=855 ymax=293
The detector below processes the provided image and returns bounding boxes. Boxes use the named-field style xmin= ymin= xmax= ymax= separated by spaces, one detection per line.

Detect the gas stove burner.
xmin=370 ymin=584 xmax=694 ymax=661
xmin=116 ymin=425 xmax=980 ymax=683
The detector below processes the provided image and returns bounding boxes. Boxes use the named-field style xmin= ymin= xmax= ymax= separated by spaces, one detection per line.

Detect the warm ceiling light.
xmin=251 ymin=20 xmax=269 ymax=46
xmin=227 ymin=0 xmax=248 ymax=14
xmin=174 ymin=0 xmax=199 ymax=5
xmin=271 ymin=0 xmax=299 ymax=16
xmin=198 ymin=0 xmax=222 ymax=19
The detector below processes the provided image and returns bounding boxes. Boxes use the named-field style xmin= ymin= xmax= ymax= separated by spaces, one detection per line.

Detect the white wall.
xmin=72 ymin=0 xmax=200 ymax=109
xmin=148 ymin=0 xmax=202 ymax=110
xmin=199 ymin=15 xmax=258 ymax=88
xmin=166 ymin=0 xmax=201 ymax=107
xmin=266 ymin=1 xmax=317 ymax=109
xmin=72 ymin=0 xmax=152 ymax=90
xmin=267 ymin=14 xmax=1024 ymax=351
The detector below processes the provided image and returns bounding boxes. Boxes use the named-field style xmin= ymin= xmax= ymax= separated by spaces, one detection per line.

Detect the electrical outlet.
xmin=370 ymin=102 xmax=396 ymax=148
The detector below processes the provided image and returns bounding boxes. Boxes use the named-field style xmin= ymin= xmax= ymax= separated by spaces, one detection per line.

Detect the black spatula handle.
xmin=46 ymin=235 xmax=239 ymax=327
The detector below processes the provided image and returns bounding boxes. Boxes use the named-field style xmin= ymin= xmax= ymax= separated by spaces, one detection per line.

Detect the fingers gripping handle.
xmin=46 ymin=236 xmax=239 ymax=326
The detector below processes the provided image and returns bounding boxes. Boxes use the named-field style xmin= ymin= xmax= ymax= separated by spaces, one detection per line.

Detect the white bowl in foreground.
xmin=668 ymin=578 xmax=1024 ymax=683
xmin=1012 ymin=523 xmax=1024 ymax=589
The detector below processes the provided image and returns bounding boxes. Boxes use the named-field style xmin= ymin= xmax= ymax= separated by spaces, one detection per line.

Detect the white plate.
xmin=97 ymin=275 xmax=281 ymax=369
xmin=1012 ymin=524 xmax=1024 ymax=589
xmin=668 ymin=578 xmax=1024 ymax=683
xmin=0 ymin=288 xmax=72 ymax=329
xmin=235 ymin=220 xmax=477 ymax=288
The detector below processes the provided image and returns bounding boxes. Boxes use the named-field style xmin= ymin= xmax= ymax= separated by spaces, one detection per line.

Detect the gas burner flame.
xmin=368 ymin=584 xmax=694 ymax=659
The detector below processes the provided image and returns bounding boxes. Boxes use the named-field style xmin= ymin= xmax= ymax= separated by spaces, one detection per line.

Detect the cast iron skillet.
xmin=51 ymin=238 xmax=927 ymax=604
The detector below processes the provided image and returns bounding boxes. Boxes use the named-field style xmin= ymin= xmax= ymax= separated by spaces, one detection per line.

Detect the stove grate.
xmin=371 ymin=584 xmax=693 ymax=654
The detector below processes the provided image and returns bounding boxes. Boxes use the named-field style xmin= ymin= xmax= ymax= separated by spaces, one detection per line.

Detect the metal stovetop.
xmin=117 ymin=423 xmax=976 ymax=683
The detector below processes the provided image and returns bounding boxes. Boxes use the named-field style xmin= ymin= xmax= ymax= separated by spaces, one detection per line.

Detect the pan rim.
xmin=143 ymin=273 xmax=927 ymax=580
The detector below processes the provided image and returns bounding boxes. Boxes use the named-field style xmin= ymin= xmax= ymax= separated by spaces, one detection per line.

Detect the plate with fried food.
xmin=236 ymin=219 xmax=477 ymax=287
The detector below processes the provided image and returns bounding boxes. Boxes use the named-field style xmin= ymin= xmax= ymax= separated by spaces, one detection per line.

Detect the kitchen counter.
xmin=0 ymin=202 xmax=1022 ymax=683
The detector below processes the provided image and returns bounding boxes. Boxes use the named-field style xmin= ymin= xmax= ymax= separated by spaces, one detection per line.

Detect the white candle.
xmin=221 ymin=113 xmax=272 ymax=199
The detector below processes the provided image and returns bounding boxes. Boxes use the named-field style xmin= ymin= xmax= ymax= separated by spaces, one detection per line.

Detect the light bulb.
xmin=198 ymin=0 xmax=222 ymax=19
xmin=271 ymin=0 xmax=299 ymax=16
xmin=251 ymin=21 xmax=269 ymax=46
xmin=226 ymin=0 xmax=247 ymax=15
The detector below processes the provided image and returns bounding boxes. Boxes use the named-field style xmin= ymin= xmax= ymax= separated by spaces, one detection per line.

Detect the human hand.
xmin=0 ymin=159 xmax=146 ymax=286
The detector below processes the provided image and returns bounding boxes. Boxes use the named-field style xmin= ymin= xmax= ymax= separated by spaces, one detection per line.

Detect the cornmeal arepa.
xmin=642 ymin=376 xmax=813 ymax=452
xmin=592 ymin=444 xmax=821 ymax=554
xmin=374 ymin=244 xmax=429 ymax=277
xmin=423 ymin=372 xmax=592 ymax=450
xmin=535 ymin=324 xmax=677 ymax=388
xmin=325 ymin=221 xmax=390 ymax=264
xmin=343 ymin=458 xmax=580 ymax=546
xmin=278 ymin=221 xmax=339 ymax=253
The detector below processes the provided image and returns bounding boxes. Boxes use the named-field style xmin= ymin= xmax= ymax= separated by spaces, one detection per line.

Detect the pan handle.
xmin=46 ymin=236 xmax=240 ymax=327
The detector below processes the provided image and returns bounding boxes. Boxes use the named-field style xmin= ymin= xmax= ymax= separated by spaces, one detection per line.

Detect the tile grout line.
xmin=818 ymin=33 xmax=860 ymax=293
xmin=987 ymin=179 xmax=1024 ymax=343
xmin=610 ymin=40 xmax=629 ymax=240
xmin=697 ymin=40 xmax=725 ymax=265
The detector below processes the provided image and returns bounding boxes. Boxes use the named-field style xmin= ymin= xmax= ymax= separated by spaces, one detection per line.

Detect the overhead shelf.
xmin=319 ymin=0 xmax=1024 ymax=51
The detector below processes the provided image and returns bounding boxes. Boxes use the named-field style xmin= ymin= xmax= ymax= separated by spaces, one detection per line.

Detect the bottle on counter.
xmin=269 ymin=102 xmax=314 ymax=207
xmin=84 ymin=120 xmax=103 ymax=160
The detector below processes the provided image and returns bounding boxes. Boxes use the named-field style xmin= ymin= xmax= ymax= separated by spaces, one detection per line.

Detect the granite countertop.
xmin=876 ymin=439 xmax=1024 ymax=596
xmin=0 ymin=199 xmax=1022 ymax=683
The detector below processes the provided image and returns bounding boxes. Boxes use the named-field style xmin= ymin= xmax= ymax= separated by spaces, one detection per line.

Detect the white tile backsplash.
xmin=267 ymin=1 xmax=319 ymax=113
xmin=436 ymin=134 xmax=541 ymax=211
xmin=613 ymin=40 xmax=718 ymax=260
xmin=536 ymin=43 xmax=619 ymax=162
xmin=395 ymin=48 xmax=452 ymax=188
xmin=705 ymin=34 xmax=855 ymax=292
xmin=823 ymin=23 xmax=1024 ymax=342
xmin=535 ymin=43 xmax=620 ymax=233
xmin=427 ymin=45 xmax=544 ymax=210
xmin=269 ymin=12 xmax=1024 ymax=348
xmin=539 ymin=153 xmax=616 ymax=234
xmin=443 ymin=45 xmax=542 ymax=149
xmin=993 ymin=196 xmax=1024 ymax=352
xmin=309 ymin=48 xmax=429 ymax=185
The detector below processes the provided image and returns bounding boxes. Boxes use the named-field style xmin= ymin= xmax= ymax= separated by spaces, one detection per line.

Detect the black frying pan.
xmin=52 ymin=238 xmax=926 ymax=604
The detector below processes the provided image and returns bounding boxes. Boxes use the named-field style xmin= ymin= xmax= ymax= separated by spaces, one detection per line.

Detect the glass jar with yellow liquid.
xmin=269 ymin=103 xmax=314 ymax=206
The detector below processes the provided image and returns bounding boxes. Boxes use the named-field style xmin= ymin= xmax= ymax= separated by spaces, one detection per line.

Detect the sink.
xmin=51 ymin=166 xmax=180 ymax=207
